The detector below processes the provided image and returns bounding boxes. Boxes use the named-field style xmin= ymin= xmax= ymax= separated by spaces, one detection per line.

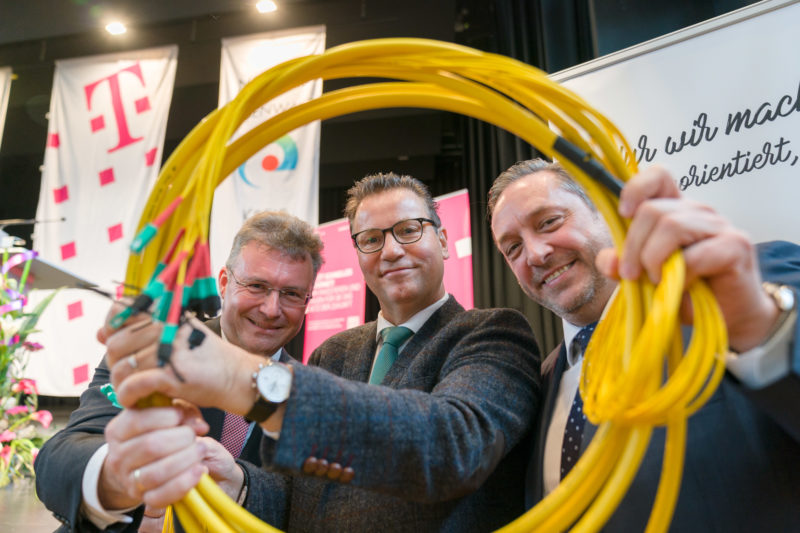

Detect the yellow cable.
xmin=122 ymin=37 xmax=729 ymax=533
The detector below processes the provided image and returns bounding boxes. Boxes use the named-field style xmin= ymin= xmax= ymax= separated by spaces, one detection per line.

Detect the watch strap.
xmin=244 ymin=395 xmax=280 ymax=423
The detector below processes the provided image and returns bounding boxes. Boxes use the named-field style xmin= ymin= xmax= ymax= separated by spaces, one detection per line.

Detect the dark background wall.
xmin=0 ymin=0 xmax=758 ymax=364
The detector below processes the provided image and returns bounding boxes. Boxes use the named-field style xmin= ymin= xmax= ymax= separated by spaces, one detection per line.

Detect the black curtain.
xmin=450 ymin=0 xmax=596 ymax=354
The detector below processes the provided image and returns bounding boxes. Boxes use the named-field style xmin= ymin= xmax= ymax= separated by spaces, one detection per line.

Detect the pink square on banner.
xmin=73 ymin=364 xmax=89 ymax=385
xmin=145 ymin=147 xmax=157 ymax=166
xmin=47 ymin=133 xmax=60 ymax=148
xmin=66 ymin=300 xmax=83 ymax=320
xmin=98 ymin=168 xmax=115 ymax=186
xmin=107 ymin=223 xmax=123 ymax=242
xmin=53 ymin=185 xmax=69 ymax=204
xmin=60 ymin=241 xmax=76 ymax=260
xmin=135 ymin=96 xmax=151 ymax=114
xmin=89 ymin=115 xmax=105 ymax=132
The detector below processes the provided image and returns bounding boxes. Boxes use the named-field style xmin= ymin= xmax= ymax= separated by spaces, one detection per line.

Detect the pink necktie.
xmin=220 ymin=412 xmax=250 ymax=457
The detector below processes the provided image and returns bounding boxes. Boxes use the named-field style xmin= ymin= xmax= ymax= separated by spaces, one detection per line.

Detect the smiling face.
xmin=490 ymin=171 xmax=615 ymax=326
xmin=352 ymin=187 xmax=449 ymax=324
xmin=218 ymin=241 xmax=314 ymax=355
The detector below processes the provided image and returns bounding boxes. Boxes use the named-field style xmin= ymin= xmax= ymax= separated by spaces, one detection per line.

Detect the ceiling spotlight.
xmin=256 ymin=0 xmax=277 ymax=13
xmin=105 ymin=22 xmax=127 ymax=35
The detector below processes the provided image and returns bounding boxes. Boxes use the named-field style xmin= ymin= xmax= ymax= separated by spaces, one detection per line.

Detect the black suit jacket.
xmin=526 ymin=240 xmax=800 ymax=532
xmin=34 ymin=317 xmax=265 ymax=533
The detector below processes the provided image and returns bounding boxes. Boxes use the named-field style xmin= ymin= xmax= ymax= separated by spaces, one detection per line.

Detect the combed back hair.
xmin=226 ymin=211 xmax=324 ymax=276
xmin=487 ymin=158 xmax=597 ymax=221
xmin=343 ymin=172 xmax=441 ymax=229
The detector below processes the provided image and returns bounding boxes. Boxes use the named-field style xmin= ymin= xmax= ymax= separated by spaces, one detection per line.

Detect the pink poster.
xmin=302 ymin=218 xmax=366 ymax=362
xmin=437 ymin=189 xmax=474 ymax=310
xmin=302 ymin=189 xmax=474 ymax=362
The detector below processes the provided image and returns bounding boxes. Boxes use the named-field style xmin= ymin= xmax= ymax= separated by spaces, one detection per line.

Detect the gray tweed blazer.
xmin=243 ymin=295 xmax=542 ymax=532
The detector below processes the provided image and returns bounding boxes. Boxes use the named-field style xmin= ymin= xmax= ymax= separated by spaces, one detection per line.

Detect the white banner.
xmin=0 ymin=67 xmax=12 ymax=151
xmin=552 ymin=0 xmax=800 ymax=244
xmin=28 ymin=46 xmax=178 ymax=396
xmin=211 ymin=26 xmax=326 ymax=275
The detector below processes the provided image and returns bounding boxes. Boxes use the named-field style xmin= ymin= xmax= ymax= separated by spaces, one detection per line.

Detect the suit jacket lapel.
xmin=202 ymin=407 xmax=225 ymax=441
xmin=340 ymin=323 xmax=378 ymax=383
xmin=383 ymin=295 xmax=463 ymax=383
xmin=526 ymin=341 xmax=566 ymax=507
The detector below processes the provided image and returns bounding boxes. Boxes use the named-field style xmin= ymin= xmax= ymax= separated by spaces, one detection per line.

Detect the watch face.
xmin=256 ymin=364 xmax=292 ymax=403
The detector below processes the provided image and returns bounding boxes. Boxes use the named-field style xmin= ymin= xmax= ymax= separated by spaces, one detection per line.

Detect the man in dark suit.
xmin=98 ymin=173 xmax=541 ymax=531
xmin=488 ymin=159 xmax=800 ymax=531
xmin=35 ymin=211 xmax=322 ymax=532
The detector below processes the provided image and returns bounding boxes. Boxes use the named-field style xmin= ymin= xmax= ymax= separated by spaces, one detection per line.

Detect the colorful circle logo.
xmin=237 ymin=134 xmax=298 ymax=187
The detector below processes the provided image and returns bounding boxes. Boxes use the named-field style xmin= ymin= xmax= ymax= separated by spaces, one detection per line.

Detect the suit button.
xmin=315 ymin=458 xmax=329 ymax=476
xmin=327 ymin=462 xmax=343 ymax=480
xmin=302 ymin=457 xmax=318 ymax=474
xmin=341 ymin=466 xmax=355 ymax=483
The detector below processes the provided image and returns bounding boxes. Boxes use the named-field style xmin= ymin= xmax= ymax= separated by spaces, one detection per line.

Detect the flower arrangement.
xmin=0 ymin=248 xmax=58 ymax=487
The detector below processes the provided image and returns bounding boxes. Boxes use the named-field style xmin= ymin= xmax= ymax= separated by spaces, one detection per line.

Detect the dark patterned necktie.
xmin=560 ymin=322 xmax=596 ymax=479
xmin=220 ymin=412 xmax=250 ymax=457
xmin=370 ymin=326 xmax=413 ymax=385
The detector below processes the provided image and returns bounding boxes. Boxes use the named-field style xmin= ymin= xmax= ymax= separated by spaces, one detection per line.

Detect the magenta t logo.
xmin=84 ymin=63 xmax=149 ymax=153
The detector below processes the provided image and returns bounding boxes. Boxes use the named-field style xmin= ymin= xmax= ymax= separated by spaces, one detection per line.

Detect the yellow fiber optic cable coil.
xmin=123 ymin=38 xmax=727 ymax=533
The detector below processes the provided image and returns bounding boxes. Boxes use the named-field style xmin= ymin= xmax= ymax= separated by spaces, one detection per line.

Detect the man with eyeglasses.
xmin=96 ymin=172 xmax=541 ymax=531
xmin=35 ymin=211 xmax=322 ymax=533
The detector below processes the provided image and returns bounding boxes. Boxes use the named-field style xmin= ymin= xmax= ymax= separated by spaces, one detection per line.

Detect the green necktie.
xmin=370 ymin=326 xmax=413 ymax=385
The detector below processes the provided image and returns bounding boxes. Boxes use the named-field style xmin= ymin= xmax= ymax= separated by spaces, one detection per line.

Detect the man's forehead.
xmin=239 ymin=242 xmax=310 ymax=270
xmin=353 ymin=188 xmax=428 ymax=227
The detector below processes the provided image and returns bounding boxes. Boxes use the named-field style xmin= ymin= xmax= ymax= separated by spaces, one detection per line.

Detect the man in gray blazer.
xmin=35 ymin=211 xmax=323 ymax=532
xmin=98 ymin=173 xmax=541 ymax=531
xmin=488 ymin=159 xmax=800 ymax=531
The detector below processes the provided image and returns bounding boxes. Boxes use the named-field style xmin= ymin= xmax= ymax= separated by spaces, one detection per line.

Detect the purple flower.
xmin=23 ymin=341 xmax=44 ymax=351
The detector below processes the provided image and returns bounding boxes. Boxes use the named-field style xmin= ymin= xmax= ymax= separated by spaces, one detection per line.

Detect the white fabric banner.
xmin=28 ymin=46 xmax=177 ymax=396
xmin=552 ymin=0 xmax=800 ymax=243
xmin=0 ymin=67 xmax=12 ymax=151
xmin=211 ymin=26 xmax=325 ymax=275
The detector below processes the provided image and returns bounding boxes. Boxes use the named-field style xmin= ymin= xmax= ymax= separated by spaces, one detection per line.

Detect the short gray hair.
xmin=226 ymin=211 xmax=324 ymax=275
xmin=487 ymin=158 xmax=596 ymax=221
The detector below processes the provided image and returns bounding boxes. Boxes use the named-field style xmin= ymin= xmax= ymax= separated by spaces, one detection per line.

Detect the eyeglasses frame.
xmin=226 ymin=268 xmax=312 ymax=307
xmin=350 ymin=217 xmax=439 ymax=254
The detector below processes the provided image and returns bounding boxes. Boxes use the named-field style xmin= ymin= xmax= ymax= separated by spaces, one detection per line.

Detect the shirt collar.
xmin=375 ymin=293 xmax=450 ymax=341
xmin=561 ymin=286 xmax=617 ymax=369
xmin=562 ymin=320 xmax=582 ymax=368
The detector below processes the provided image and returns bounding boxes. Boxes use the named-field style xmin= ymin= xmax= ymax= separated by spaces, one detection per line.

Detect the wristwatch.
xmin=761 ymin=282 xmax=796 ymax=341
xmin=245 ymin=361 xmax=293 ymax=423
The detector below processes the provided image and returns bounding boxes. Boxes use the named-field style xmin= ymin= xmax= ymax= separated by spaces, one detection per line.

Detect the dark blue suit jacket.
xmin=527 ymin=240 xmax=800 ymax=532
xmin=35 ymin=317 xmax=266 ymax=533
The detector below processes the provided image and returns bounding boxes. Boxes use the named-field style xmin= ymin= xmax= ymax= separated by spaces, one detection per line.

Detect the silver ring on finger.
xmin=133 ymin=468 xmax=145 ymax=492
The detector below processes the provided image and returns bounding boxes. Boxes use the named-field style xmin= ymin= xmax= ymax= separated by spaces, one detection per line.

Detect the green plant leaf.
xmin=16 ymin=288 xmax=62 ymax=339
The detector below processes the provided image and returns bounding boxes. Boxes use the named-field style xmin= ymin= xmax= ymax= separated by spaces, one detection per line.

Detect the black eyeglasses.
xmin=227 ymin=269 xmax=312 ymax=307
xmin=351 ymin=217 xmax=438 ymax=254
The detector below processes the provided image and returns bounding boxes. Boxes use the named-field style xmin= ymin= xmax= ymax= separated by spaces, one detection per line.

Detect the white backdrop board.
xmin=552 ymin=0 xmax=800 ymax=244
